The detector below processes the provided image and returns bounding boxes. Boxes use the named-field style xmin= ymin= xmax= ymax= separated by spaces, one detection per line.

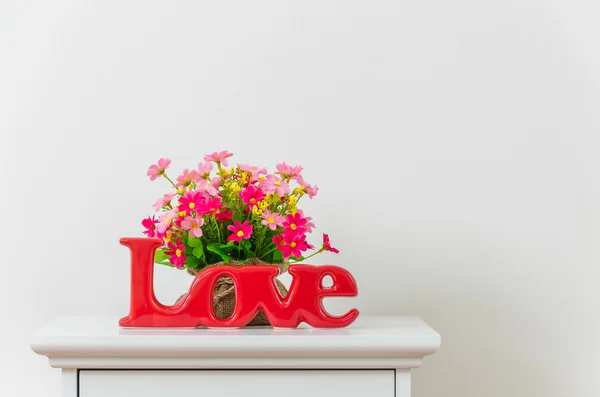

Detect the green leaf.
xmin=207 ymin=243 xmax=231 ymax=262
xmin=186 ymin=239 xmax=205 ymax=259
xmin=185 ymin=256 xmax=202 ymax=268
xmin=272 ymin=248 xmax=283 ymax=262
xmin=290 ymin=255 xmax=305 ymax=261
xmin=217 ymin=241 xmax=236 ymax=253
xmin=192 ymin=245 xmax=205 ymax=260
xmin=154 ymin=248 xmax=171 ymax=264
xmin=188 ymin=237 xmax=202 ymax=247
xmin=240 ymin=240 xmax=255 ymax=258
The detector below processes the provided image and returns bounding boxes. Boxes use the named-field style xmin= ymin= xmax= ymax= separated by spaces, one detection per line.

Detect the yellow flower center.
xmin=268 ymin=217 xmax=275 ymax=224
xmin=210 ymin=207 xmax=215 ymax=212
xmin=290 ymin=223 xmax=297 ymax=230
xmin=274 ymin=181 xmax=281 ymax=186
xmin=280 ymin=241 xmax=286 ymax=246
xmin=175 ymin=249 xmax=182 ymax=257
xmin=290 ymin=242 xmax=297 ymax=248
xmin=189 ymin=202 xmax=195 ymax=209
xmin=230 ymin=182 xmax=241 ymax=192
xmin=237 ymin=230 xmax=244 ymax=237
xmin=250 ymin=198 xmax=256 ymax=203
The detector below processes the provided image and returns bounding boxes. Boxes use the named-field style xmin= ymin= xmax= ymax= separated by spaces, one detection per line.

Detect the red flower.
xmin=227 ymin=220 xmax=253 ymax=243
xmin=198 ymin=197 xmax=222 ymax=215
xmin=322 ymin=233 xmax=339 ymax=254
xmin=283 ymin=213 xmax=307 ymax=236
xmin=141 ymin=215 xmax=164 ymax=239
xmin=240 ymin=185 xmax=265 ymax=208
xmin=178 ymin=191 xmax=204 ymax=215
xmin=215 ymin=207 xmax=234 ymax=222
xmin=165 ymin=239 xmax=186 ymax=269
xmin=273 ymin=232 xmax=311 ymax=259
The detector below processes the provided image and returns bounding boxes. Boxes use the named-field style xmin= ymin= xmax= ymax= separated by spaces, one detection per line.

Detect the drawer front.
xmin=79 ymin=370 xmax=394 ymax=397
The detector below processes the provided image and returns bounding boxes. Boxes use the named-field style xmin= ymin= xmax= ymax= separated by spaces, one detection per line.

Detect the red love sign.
xmin=119 ymin=238 xmax=359 ymax=328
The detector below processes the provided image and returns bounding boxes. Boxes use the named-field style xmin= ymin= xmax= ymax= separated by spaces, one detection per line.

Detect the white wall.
xmin=1 ymin=1 xmax=598 ymax=396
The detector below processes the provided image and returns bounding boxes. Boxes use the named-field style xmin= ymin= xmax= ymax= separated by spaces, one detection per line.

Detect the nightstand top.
xmin=30 ymin=315 xmax=441 ymax=370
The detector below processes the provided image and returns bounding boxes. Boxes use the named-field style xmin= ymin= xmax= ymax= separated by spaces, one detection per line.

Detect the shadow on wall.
xmin=362 ymin=282 xmax=559 ymax=397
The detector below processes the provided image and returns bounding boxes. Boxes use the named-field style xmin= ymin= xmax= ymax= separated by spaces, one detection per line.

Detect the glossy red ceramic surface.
xmin=119 ymin=237 xmax=359 ymax=328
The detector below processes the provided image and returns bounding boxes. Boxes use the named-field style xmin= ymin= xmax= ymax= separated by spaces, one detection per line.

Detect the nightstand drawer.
xmin=79 ymin=370 xmax=395 ymax=397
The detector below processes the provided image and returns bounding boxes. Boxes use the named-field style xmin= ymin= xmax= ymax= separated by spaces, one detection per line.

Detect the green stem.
xmin=260 ymin=245 xmax=277 ymax=260
xmin=255 ymin=227 xmax=266 ymax=257
xmin=290 ymin=248 xmax=324 ymax=263
xmin=163 ymin=173 xmax=176 ymax=186
xmin=212 ymin=216 xmax=221 ymax=243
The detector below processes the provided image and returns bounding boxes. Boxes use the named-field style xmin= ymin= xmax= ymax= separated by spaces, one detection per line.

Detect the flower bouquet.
xmin=142 ymin=151 xmax=339 ymax=325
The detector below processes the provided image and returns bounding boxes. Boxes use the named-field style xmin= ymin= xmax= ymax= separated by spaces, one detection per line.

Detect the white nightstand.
xmin=30 ymin=316 xmax=440 ymax=397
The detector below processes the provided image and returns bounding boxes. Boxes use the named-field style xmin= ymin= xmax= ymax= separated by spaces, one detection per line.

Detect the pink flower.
xmin=296 ymin=210 xmax=315 ymax=233
xmin=260 ymin=174 xmax=290 ymax=197
xmin=198 ymin=197 xmax=222 ymax=215
xmin=240 ymin=185 xmax=265 ymax=207
xmin=197 ymin=161 xmax=213 ymax=179
xmin=283 ymin=212 xmax=307 ymax=236
xmin=147 ymin=158 xmax=171 ymax=181
xmin=227 ymin=220 xmax=253 ymax=242
xmin=178 ymin=191 xmax=204 ymax=215
xmin=194 ymin=179 xmax=218 ymax=197
xmin=174 ymin=213 xmax=184 ymax=228
xmin=215 ymin=207 xmax=234 ymax=222
xmin=204 ymin=150 xmax=234 ymax=166
xmin=260 ymin=210 xmax=285 ymax=231
xmin=153 ymin=193 xmax=173 ymax=211
xmin=142 ymin=215 xmax=164 ymax=238
xmin=181 ymin=215 xmax=205 ymax=238
xmin=240 ymin=164 xmax=267 ymax=183
xmin=165 ymin=239 xmax=186 ymax=268
xmin=273 ymin=232 xmax=311 ymax=259
xmin=207 ymin=177 xmax=221 ymax=196
xmin=322 ymin=233 xmax=339 ymax=254
xmin=194 ymin=179 xmax=207 ymax=192
xmin=157 ymin=209 xmax=177 ymax=233
xmin=239 ymin=164 xmax=258 ymax=173
xmin=297 ymin=176 xmax=318 ymax=199
xmin=176 ymin=169 xmax=201 ymax=187
xmin=275 ymin=162 xmax=303 ymax=180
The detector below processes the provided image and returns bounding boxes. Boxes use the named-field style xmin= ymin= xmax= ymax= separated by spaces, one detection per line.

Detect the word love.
xmin=119 ymin=238 xmax=359 ymax=328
